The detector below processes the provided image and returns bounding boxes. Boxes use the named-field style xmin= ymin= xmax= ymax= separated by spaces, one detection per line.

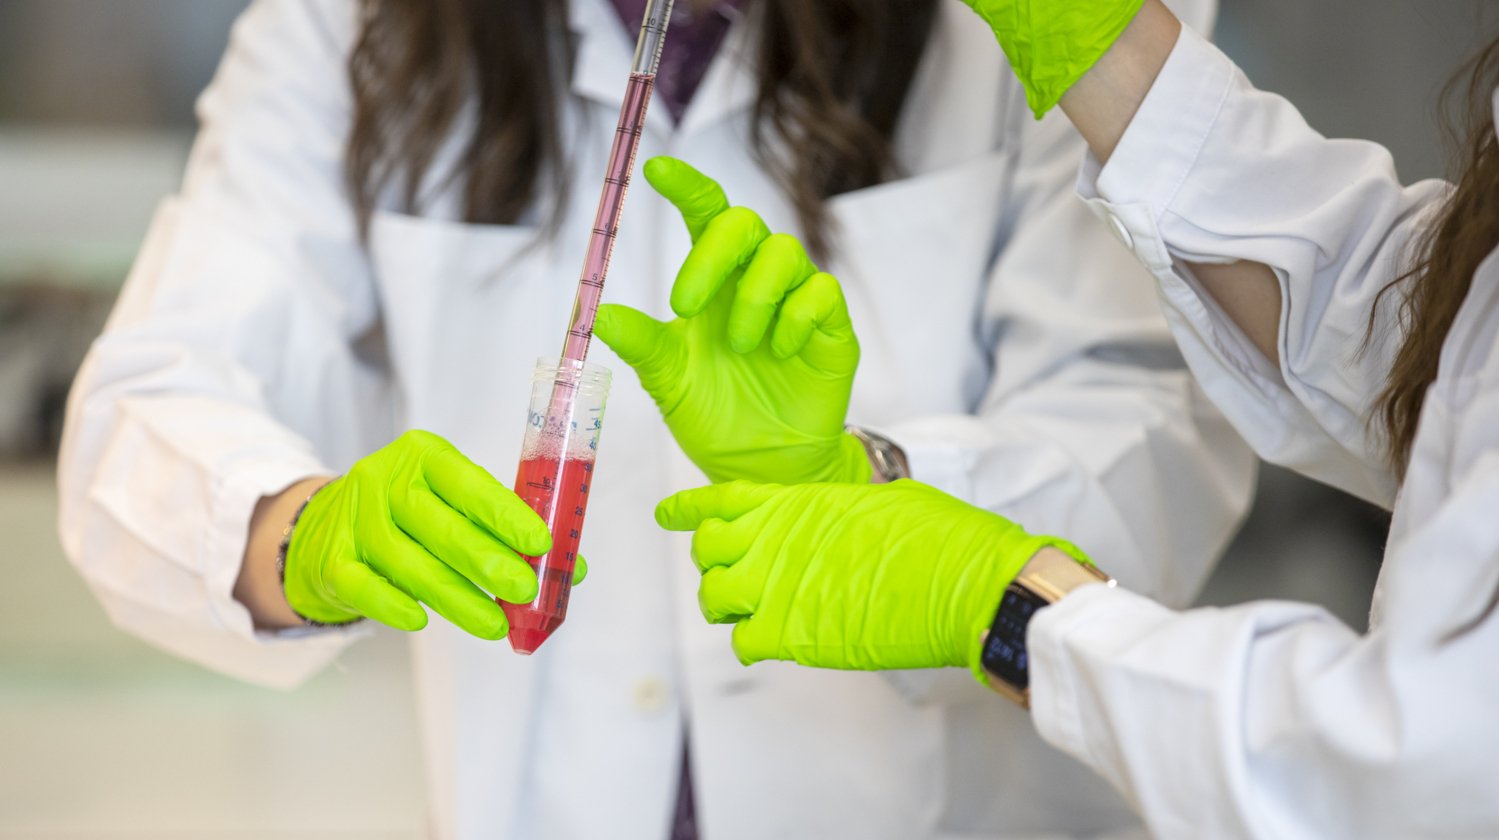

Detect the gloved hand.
xmin=594 ymin=157 xmax=869 ymax=486
xmin=656 ymin=480 xmax=1088 ymax=678
xmin=284 ymin=429 xmax=585 ymax=640
xmin=959 ymin=0 xmax=1147 ymax=117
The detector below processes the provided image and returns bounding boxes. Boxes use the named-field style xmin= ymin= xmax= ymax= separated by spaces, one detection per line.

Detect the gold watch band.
xmin=1013 ymin=548 xmax=1113 ymax=602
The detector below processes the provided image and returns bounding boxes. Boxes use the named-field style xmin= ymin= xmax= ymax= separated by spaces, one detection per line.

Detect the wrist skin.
xmin=1059 ymin=0 xmax=1283 ymax=364
xmin=233 ymin=476 xmax=333 ymax=631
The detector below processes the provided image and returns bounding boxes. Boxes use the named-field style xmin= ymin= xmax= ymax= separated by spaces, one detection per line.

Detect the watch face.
xmin=981 ymin=587 xmax=1050 ymax=691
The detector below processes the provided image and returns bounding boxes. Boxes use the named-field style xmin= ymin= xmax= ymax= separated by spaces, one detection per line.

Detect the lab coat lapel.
xmin=676 ymin=8 xmax=758 ymax=138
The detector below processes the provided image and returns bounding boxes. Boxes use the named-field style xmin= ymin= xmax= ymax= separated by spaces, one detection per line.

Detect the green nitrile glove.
xmin=284 ymin=429 xmax=586 ymax=640
xmin=655 ymin=480 xmax=1088 ymax=677
xmin=594 ymin=157 xmax=869 ymax=486
xmin=959 ymin=0 xmax=1146 ymax=117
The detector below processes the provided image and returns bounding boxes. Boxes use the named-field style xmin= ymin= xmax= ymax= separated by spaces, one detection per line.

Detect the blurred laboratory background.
xmin=0 ymin=1 xmax=1492 ymax=837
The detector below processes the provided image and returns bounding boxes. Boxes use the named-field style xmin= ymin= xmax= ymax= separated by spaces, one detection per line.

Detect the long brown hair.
xmin=1372 ymin=33 xmax=1499 ymax=476
xmin=345 ymin=0 xmax=938 ymax=260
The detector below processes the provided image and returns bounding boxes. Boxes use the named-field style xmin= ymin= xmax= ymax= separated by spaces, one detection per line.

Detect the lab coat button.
xmin=633 ymin=677 xmax=669 ymax=714
xmin=1108 ymin=214 xmax=1135 ymax=250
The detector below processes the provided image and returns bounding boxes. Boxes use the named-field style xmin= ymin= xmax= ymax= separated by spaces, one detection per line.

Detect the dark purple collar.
xmin=605 ymin=0 xmax=750 ymax=124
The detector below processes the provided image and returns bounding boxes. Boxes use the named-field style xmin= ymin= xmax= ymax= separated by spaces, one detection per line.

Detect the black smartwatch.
xmin=979 ymin=548 xmax=1113 ymax=708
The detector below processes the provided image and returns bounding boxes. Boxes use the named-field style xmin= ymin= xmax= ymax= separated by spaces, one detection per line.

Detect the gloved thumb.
xmin=594 ymin=303 xmax=674 ymax=378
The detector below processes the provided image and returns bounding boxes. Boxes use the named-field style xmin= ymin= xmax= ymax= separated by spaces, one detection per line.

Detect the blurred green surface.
xmin=0 ymin=461 xmax=426 ymax=839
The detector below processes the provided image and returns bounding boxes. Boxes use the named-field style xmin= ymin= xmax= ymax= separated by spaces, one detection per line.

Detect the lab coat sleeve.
xmin=882 ymin=77 xmax=1256 ymax=613
xmin=57 ymin=0 xmax=388 ymax=689
xmin=1026 ymin=369 xmax=1499 ymax=838
xmin=1076 ymin=25 xmax=1450 ymax=507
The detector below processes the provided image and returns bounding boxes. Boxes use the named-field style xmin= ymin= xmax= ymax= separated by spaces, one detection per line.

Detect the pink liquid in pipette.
xmin=500 ymin=73 xmax=655 ymax=654
xmin=563 ymin=72 xmax=656 ymax=363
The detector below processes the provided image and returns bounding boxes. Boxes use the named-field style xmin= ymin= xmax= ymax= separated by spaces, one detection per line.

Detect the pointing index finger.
xmin=655 ymin=481 xmax=783 ymax=531
xmin=644 ymin=156 xmax=731 ymax=243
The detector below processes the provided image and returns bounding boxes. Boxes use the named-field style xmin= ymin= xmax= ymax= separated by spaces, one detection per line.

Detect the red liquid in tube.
xmin=503 ymin=453 xmax=597 ymax=654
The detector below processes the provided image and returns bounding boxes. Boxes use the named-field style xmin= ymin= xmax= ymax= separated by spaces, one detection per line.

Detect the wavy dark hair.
xmin=1371 ymin=32 xmax=1499 ymax=476
xmin=344 ymin=0 xmax=938 ymax=259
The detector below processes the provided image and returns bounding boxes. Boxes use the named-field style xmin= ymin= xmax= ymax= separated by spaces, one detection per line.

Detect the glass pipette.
xmin=503 ymin=0 xmax=676 ymax=654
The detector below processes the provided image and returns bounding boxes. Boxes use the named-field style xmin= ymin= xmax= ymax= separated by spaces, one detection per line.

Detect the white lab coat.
xmin=1029 ymin=26 xmax=1499 ymax=839
xmin=58 ymin=1 xmax=1250 ymax=837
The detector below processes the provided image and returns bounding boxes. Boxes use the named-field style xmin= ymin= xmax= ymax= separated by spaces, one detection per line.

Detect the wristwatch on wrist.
xmin=845 ymin=425 xmax=911 ymax=483
xmin=979 ymin=548 xmax=1114 ymax=708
